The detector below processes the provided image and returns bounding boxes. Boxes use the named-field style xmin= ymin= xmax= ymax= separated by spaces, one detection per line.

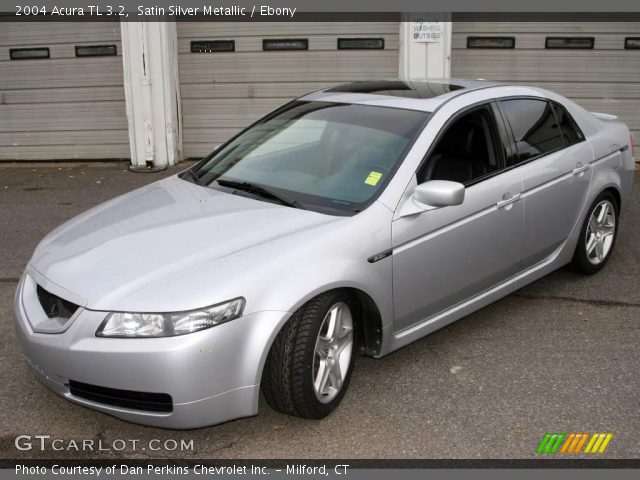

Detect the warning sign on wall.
xmin=412 ymin=21 xmax=443 ymax=43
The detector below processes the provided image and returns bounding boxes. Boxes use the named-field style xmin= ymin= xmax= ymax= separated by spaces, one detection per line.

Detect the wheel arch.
xmin=567 ymin=181 xmax=622 ymax=247
xmin=588 ymin=164 xmax=624 ymax=213
xmin=255 ymin=286 xmax=384 ymax=415
xmin=340 ymin=287 xmax=384 ymax=357
xmin=602 ymin=186 xmax=621 ymax=212
xmin=258 ymin=285 xmax=385 ymax=386
xmin=291 ymin=286 xmax=384 ymax=357
xmin=570 ymin=184 xmax=621 ymax=274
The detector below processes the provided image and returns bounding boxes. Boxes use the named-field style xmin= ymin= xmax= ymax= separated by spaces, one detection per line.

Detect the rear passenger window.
xmin=551 ymin=103 xmax=585 ymax=145
xmin=499 ymin=99 xmax=566 ymax=164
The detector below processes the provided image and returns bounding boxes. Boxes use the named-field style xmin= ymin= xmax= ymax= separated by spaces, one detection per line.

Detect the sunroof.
xmin=326 ymin=81 xmax=465 ymax=99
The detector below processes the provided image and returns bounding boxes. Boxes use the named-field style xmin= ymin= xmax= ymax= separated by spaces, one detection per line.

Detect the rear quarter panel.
xmin=585 ymin=117 xmax=634 ymax=212
xmin=532 ymin=86 xmax=634 ymax=210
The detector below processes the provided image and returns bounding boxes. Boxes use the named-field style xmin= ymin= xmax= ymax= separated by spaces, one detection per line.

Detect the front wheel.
xmin=261 ymin=292 xmax=356 ymax=419
xmin=572 ymin=192 xmax=619 ymax=274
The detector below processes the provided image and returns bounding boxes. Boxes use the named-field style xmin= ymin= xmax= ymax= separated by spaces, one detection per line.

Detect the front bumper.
xmin=14 ymin=273 xmax=288 ymax=429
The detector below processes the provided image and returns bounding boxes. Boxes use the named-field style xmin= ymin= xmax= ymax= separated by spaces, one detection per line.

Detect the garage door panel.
xmin=4 ymin=144 xmax=130 ymax=161
xmin=0 ymin=41 xmax=122 ymax=61
xmin=177 ymin=22 xmax=400 ymax=38
xmin=178 ymin=22 xmax=400 ymax=158
xmin=0 ymin=130 xmax=128 ymax=147
xmin=453 ymin=22 xmax=640 ymax=34
xmin=0 ymin=22 xmax=121 ymax=46
xmin=181 ymin=82 xmax=339 ymax=100
xmin=2 ymin=86 xmax=125 ymax=104
xmin=0 ymin=22 xmax=128 ymax=160
xmin=452 ymin=33 xmax=634 ymax=50
xmin=182 ymin=97 xmax=285 ymax=116
xmin=179 ymin=51 xmax=399 ymax=83
xmin=1 ymin=102 xmax=127 ymax=131
xmin=178 ymin=35 xmax=398 ymax=53
xmin=1 ymin=57 xmax=125 ymax=90
xmin=452 ymin=51 xmax=640 ymax=82
xmin=453 ymin=50 xmax=640 ymax=66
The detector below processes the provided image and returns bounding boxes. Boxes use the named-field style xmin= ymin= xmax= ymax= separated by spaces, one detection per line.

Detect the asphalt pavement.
xmin=0 ymin=162 xmax=638 ymax=459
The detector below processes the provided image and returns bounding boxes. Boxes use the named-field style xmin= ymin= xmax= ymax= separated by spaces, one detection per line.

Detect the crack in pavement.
xmin=0 ymin=278 xmax=19 ymax=283
xmin=513 ymin=292 xmax=640 ymax=308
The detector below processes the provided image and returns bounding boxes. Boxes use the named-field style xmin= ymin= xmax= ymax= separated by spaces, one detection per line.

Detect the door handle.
xmin=572 ymin=162 xmax=591 ymax=175
xmin=496 ymin=192 xmax=522 ymax=209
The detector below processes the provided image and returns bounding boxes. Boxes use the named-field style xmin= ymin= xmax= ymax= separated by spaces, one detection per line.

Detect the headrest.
xmin=437 ymin=120 xmax=477 ymax=157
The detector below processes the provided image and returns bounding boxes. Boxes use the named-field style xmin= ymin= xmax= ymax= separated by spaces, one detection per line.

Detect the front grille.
xmin=68 ymin=380 xmax=173 ymax=413
xmin=36 ymin=285 xmax=79 ymax=319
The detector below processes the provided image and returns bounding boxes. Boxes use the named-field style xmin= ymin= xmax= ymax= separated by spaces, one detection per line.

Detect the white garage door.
xmin=0 ymin=22 xmax=129 ymax=160
xmin=451 ymin=22 xmax=640 ymax=155
xmin=177 ymin=22 xmax=400 ymax=158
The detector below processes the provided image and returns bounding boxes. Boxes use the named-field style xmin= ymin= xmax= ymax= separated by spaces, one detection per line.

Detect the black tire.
xmin=261 ymin=291 xmax=357 ymax=419
xmin=572 ymin=191 xmax=619 ymax=274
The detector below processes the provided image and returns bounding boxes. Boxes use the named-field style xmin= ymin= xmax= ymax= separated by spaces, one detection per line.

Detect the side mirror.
xmin=413 ymin=180 xmax=465 ymax=208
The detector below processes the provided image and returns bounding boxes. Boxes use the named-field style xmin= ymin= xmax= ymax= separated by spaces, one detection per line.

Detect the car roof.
xmin=298 ymin=79 xmax=602 ymax=139
xmin=299 ymin=78 xmax=503 ymax=113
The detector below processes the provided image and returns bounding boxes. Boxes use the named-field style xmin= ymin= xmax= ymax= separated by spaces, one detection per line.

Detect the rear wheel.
xmin=261 ymin=292 xmax=356 ymax=419
xmin=572 ymin=192 xmax=618 ymax=274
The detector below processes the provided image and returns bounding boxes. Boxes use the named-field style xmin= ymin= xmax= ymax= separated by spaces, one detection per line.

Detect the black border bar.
xmin=4 ymin=459 xmax=640 ymax=468
xmin=3 ymin=12 xmax=640 ymax=22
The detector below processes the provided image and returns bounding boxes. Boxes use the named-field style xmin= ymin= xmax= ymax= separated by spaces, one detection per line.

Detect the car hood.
xmin=29 ymin=175 xmax=338 ymax=309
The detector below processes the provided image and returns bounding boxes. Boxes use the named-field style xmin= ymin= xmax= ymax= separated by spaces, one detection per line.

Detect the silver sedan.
xmin=14 ymin=79 xmax=636 ymax=428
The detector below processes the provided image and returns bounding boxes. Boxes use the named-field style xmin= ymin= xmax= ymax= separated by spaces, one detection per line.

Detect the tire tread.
xmin=261 ymin=292 xmax=356 ymax=419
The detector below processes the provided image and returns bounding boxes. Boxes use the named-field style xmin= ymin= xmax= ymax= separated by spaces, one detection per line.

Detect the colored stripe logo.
xmin=537 ymin=433 xmax=613 ymax=454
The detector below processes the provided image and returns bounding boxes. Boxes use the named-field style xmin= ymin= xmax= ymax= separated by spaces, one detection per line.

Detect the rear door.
xmin=496 ymin=98 xmax=593 ymax=267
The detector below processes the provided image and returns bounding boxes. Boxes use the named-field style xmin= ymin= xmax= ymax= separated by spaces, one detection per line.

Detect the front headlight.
xmin=96 ymin=298 xmax=245 ymax=338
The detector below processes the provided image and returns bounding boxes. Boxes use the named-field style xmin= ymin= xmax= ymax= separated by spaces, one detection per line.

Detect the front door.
xmin=391 ymin=104 xmax=525 ymax=331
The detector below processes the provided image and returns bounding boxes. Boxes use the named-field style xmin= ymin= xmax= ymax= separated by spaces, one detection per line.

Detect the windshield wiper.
xmin=216 ymin=179 xmax=303 ymax=209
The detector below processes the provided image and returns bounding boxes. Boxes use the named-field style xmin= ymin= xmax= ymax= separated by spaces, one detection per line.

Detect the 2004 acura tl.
xmin=15 ymin=80 xmax=636 ymax=428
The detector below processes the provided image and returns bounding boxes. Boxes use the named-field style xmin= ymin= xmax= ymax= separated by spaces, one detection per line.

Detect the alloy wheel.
xmin=585 ymin=200 xmax=616 ymax=265
xmin=312 ymin=301 xmax=354 ymax=404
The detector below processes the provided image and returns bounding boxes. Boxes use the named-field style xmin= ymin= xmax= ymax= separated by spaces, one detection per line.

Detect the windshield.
xmin=186 ymin=101 xmax=429 ymax=215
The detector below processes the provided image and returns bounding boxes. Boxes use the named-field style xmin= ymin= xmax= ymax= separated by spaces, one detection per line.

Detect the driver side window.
xmin=417 ymin=105 xmax=503 ymax=185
